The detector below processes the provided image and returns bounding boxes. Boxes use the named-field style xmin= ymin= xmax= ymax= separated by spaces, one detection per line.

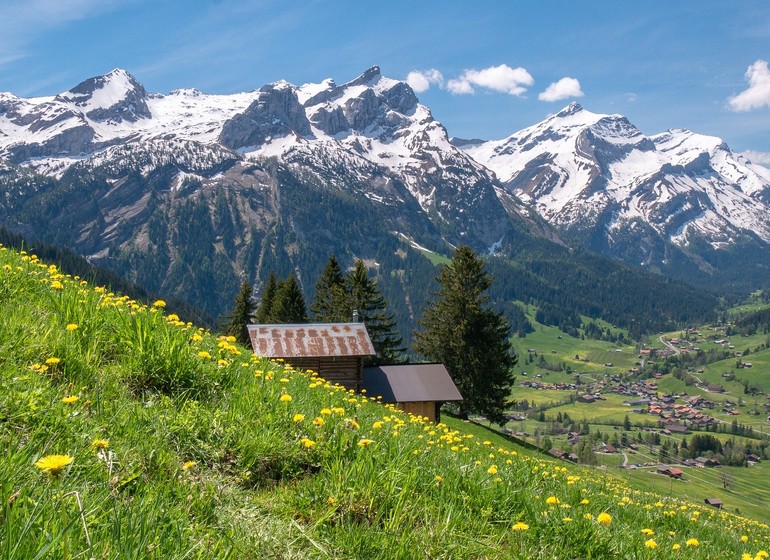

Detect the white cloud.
xmin=446 ymin=64 xmax=534 ymax=96
xmin=739 ymin=150 xmax=770 ymax=166
xmin=406 ymin=69 xmax=443 ymax=93
xmin=728 ymin=59 xmax=770 ymax=111
xmin=538 ymin=77 xmax=584 ymax=102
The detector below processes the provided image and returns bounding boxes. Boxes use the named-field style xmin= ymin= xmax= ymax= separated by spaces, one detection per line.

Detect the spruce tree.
xmin=221 ymin=280 xmax=256 ymax=344
xmin=311 ymin=255 xmax=348 ymax=322
xmin=413 ymin=246 xmax=516 ymax=425
xmin=346 ymin=260 xmax=405 ymax=365
xmin=256 ymin=272 xmax=278 ymax=323
xmin=270 ymin=273 xmax=308 ymax=323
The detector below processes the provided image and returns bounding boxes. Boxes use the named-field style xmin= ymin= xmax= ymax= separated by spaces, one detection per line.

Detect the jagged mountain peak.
xmin=55 ymin=67 xmax=150 ymax=123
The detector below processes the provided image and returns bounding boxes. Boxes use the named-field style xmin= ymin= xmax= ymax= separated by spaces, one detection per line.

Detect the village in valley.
xmin=477 ymin=304 xmax=770 ymax=521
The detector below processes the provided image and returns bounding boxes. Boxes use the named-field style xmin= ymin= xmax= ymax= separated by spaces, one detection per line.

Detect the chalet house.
xmin=664 ymin=423 xmax=690 ymax=435
xmin=362 ymin=363 xmax=462 ymax=423
xmin=248 ymin=323 xmax=463 ymax=422
xmin=248 ymin=323 xmax=374 ymax=391
xmin=695 ymin=457 xmax=721 ymax=467
xmin=746 ymin=454 xmax=761 ymax=463
xmin=657 ymin=466 xmax=684 ymax=479
xmin=704 ymin=497 xmax=723 ymax=509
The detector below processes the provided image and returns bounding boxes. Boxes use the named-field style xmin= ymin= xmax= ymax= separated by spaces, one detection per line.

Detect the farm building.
xmin=362 ymin=363 xmax=463 ymax=423
xmin=248 ymin=323 xmax=462 ymax=422
xmin=247 ymin=323 xmax=374 ymax=391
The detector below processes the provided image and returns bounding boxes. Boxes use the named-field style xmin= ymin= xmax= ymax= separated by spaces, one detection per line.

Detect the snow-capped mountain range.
xmin=1 ymin=66 xmax=769 ymax=308
xmin=461 ymin=102 xmax=770 ymax=253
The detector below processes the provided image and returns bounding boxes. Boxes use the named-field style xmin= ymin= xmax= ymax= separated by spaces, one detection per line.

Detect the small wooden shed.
xmin=247 ymin=323 xmax=374 ymax=391
xmin=361 ymin=363 xmax=463 ymax=422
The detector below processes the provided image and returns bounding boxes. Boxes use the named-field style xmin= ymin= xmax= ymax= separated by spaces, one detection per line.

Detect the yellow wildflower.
xmin=685 ymin=538 xmax=699 ymax=547
xmin=741 ymin=535 xmax=749 ymax=543
xmin=596 ymin=512 xmax=612 ymax=526
xmin=644 ymin=539 xmax=657 ymax=549
xmin=197 ymin=351 xmax=212 ymax=359
xmin=65 ymin=323 xmax=78 ymax=331
xmin=672 ymin=544 xmax=681 ymax=551
xmin=182 ymin=460 xmax=196 ymax=470
xmin=300 ymin=438 xmax=315 ymax=448
xmin=91 ymin=438 xmax=109 ymax=450
xmin=357 ymin=438 xmax=374 ymax=447
xmin=45 ymin=357 xmax=60 ymax=365
xmin=487 ymin=465 xmax=498 ymax=475
xmin=545 ymin=496 xmax=560 ymax=505
xmin=34 ymin=454 xmax=73 ymax=477
xmin=61 ymin=395 xmax=79 ymax=405
xmin=279 ymin=394 xmax=292 ymax=403
xmin=313 ymin=417 xmax=325 ymax=427
xmin=511 ymin=522 xmax=529 ymax=531
xmin=641 ymin=528 xmax=654 ymax=536
xmin=292 ymin=413 xmax=305 ymax=423
xmin=152 ymin=300 xmax=166 ymax=308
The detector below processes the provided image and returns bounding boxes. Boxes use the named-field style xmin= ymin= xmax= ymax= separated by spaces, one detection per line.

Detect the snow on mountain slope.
xmin=462 ymin=103 xmax=770 ymax=247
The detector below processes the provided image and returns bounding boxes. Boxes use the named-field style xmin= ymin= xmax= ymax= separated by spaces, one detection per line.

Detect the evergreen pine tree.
xmin=256 ymin=272 xmax=278 ymax=323
xmin=271 ymin=273 xmax=308 ymax=323
xmin=345 ymin=260 xmax=405 ymax=365
xmin=311 ymin=255 xmax=348 ymax=322
xmin=221 ymin=280 xmax=256 ymax=345
xmin=413 ymin=246 xmax=516 ymax=425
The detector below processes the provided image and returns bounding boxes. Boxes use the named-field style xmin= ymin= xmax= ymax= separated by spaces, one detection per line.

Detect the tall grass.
xmin=1 ymin=245 xmax=769 ymax=559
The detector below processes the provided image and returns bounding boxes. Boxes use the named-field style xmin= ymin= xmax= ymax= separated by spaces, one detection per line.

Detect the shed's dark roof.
xmin=362 ymin=364 xmax=463 ymax=403
xmin=247 ymin=323 xmax=374 ymax=358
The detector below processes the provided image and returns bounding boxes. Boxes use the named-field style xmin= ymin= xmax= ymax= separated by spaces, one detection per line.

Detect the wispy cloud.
xmin=446 ymin=64 xmax=534 ymax=96
xmin=739 ymin=150 xmax=770 ymax=166
xmin=0 ymin=0 xmax=135 ymax=67
xmin=406 ymin=69 xmax=444 ymax=93
xmin=728 ymin=59 xmax=770 ymax=111
xmin=538 ymin=77 xmax=584 ymax=102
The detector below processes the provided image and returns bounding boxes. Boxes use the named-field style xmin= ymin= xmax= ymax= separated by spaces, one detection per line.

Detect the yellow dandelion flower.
xmin=685 ymin=538 xmax=699 ymax=547
xmin=91 ymin=438 xmax=109 ymax=450
xmin=435 ymin=475 xmax=443 ymax=483
xmin=741 ymin=535 xmax=749 ymax=543
xmin=328 ymin=496 xmax=336 ymax=505
xmin=756 ymin=551 xmax=769 ymax=560
xmin=672 ymin=543 xmax=681 ymax=551
xmin=65 ymin=323 xmax=78 ymax=331
xmin=562 ymin=517 xmax=572 ymax=523
xmin=641 ymin=528 xmax=654 ymax=536
xmin=645 ymin=539 xmax=657 ymax=549
xmin=300 ymin=437 xmax=315 ymax=448
xmin=313 ymin=417 xmax=325 ymax=427
xmin=596 ymin=512 xmax=612 ymax=526
xmin=357 ymin=438 xmax=374 ymax=447
xmin=580 ymin=498 xmax=590 ymax=505
xmin=512 ymin=522 xmax=529 ymax=531
xmin=320 ymin=408 xmax=332 ymax=415
xmin=279 ymin=394 xmax=292 ymax=402
xmin=34 ymin=454 xmax=73 ymax=476
xmin=182 ymin=460 xmax=197 ymax=470
xmin=50 ymin=280 xmax=63 ymax=290
xmin=45 ymin=357 xmax=61 ymax=365
xmin=61 ymin=395 xmax=79 ymax=404
xmin=545 ymin=496 xmax=560 ymax=505
xmin=197 ymin=351 xmax=212 ymax=359
xmin=487 ymin=465 xmax=498 ymax=475
xmin=292 ymin=413 xmax=305 ymax=423
xmin=372 ymin=421 xmax=383 ymax=429
xmin=152 ymin=300 xmax=166 ymax=308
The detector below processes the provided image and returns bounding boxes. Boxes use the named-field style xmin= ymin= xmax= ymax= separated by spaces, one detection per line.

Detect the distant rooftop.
xmin=247 ymin=323 xmax=374 ymax=358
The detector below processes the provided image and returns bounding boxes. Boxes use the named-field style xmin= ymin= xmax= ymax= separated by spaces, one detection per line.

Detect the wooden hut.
xmin=247 ymin=323 xmax=374 ymax=391
xmin=361 ymin=363 xmax=463 ymax=423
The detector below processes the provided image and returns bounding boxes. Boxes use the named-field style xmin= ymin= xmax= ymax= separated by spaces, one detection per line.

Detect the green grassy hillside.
xmin=1 ymin=245 xmax=769 ymax=559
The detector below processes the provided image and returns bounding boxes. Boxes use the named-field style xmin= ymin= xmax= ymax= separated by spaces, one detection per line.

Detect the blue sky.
xmin=2 ymin=0 xmax=770 ymax=158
